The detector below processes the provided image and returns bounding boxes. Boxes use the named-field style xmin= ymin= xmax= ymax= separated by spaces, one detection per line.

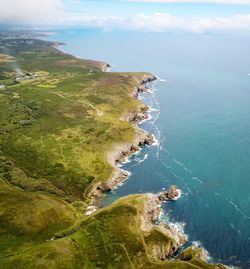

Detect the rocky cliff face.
xmin=89 ymin=129 xmax=155 ymax=199
xmin=88 ymin=73 xmax=156 ymax=200
xmin=130 ymin=73 xmax=157 ymax=98
xmin=140 ymin=193 xmax=187 ymax=260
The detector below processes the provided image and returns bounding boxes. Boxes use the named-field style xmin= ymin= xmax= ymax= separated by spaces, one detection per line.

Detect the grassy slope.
xmin=0 ymin=38 xmax=227 ymax=269
xmin=0 ymin=39 xmax=144 ymax=201
xmin=1 ymin=193 xmax=226 ymax=269
xmin=0 ymin=177 xmax=76 ymax=255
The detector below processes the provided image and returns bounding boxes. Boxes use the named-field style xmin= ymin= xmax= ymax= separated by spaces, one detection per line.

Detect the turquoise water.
xmin=47 ymin=30 xmax=250 ymax=268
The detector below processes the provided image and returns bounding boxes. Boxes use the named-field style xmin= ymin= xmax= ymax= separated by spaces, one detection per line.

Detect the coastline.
xmin=81 ymin=66 xmax=192 ymax=258
xmin=47 ymin=39 xmax=159 ymax=207
xmin=0 ymin=36 xmax=230 ymax=268
xmin=88 ymin=73 xmax=157 ymax=204
xmin=83 ymin=70 xmax=192 ymax=259
xmin=82 ymin=65 xmax=224 ymax=265
xmin=40 ymin=39 xmax=229 ymax=268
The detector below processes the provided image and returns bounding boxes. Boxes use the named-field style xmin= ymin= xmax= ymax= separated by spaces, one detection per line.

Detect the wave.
xmin=229 ymin=223 xmax=242 ymax=235
xmin=117 ymin=156 xmax=131 ymax=167
xmin=192 ymin=176 xmax=203 ymax=184
xmin=139 ymin=153 xmax=148 ymax=163
xmin=173 ymin=158 xmax=184 ymax=166
xmin=173 ymin=158 xmax=193 ymax=174
xmin=152 ymin=134 xmax=160 ymax=146
xmin=191 ymin=241 xmax=212 ymax=262
xmin=156 ymin=77 xmax=170 ymax=83
xmin=159 ymin=159 xmax=173 ymax=170
xmin=164 ymin=218 xmax=188 ymax=243
xmin=139 ymin=114 xmax=153 ymax=125
xmin=214 ymin=191 xmax=250 ymax=220
xmin=226 ymin=198 xmax=250 ymax=220
xmin=113 ymin=171 xmax=132 ymax=190
xmin=158 ymin=207 xmax=188 ymax=243
xmin=173 ymin=158 xmax=185 ymax=167
xmin=183 ymin=166 xmax=192 ymax=174
xmin=172 ymin=188 xmax=182 ymax=201
xmin=157 ymin=155 xmax=194 ymax=196
xmin=169 ymin=221 xmax=188 ymax=239
xmin=130 ymin=153 xmax=149 ymax=168
xmin=148 ymin=107 xmax=159 ymax=113
xmin=133 ymin=148 xmax=142 ymax=155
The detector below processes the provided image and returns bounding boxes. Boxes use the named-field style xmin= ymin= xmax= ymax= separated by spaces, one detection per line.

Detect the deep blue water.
xmin=47 ymin=30 xmax=250 ymax=268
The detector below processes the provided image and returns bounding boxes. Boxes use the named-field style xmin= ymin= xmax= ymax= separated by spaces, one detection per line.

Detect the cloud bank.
xmin=1 ymin=0 xmax=250 ymax=34
xmin=0 ymin=0 xmax=63 ymax=24
xmin=122 ymin=13 xmax=250 ymax=33
xmin=57 ymin=12 xmax=250 ymax=33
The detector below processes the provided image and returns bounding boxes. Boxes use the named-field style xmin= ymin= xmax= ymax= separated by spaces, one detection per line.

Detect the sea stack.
xmin=158 ymin=185 xmax=180 ymax=201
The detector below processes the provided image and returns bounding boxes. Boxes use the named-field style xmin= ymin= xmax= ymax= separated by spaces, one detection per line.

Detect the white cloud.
xmin=1 ymin=0 xmax=250 ymax=34
xmin=124 ymin=13 xmax=184 ymax=31
xmin=0 ymin=0 xmax=63 ymax=24
xmin=59 ymin=12 xmax=250 ymax=33
xmin=121 ymin=13 xmax=250 ymax=33
xmin=126 ymin=0 xmax=250 ymax=4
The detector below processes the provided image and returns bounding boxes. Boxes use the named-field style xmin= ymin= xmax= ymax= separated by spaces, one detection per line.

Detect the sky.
xmin=1 ymin=0 xmax=250 ymax=33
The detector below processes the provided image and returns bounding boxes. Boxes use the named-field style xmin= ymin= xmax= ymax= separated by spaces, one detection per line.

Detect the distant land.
xmin=0 ymin=32 xmax=228 ymax=269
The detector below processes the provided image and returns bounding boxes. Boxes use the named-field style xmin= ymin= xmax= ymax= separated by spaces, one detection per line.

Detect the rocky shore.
xmin=141 ymin=187 xmax=187 ymax=260
xmin=89 ymin=73 xmax=157 ymax=200
xmin=85 ymin=72 xmax=192 ymax=262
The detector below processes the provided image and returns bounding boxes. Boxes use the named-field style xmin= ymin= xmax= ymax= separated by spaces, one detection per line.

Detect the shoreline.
xmin=84 ymin=69 xmax=191 ymax=256
xmin=49 ymin=38 xmax=159 ymax=209
xmin=52 ymin=39 xmax=228 ymax=268
xmin=83 ymin=68 xmax=219 ymax=265
xmin=141 ymin=192 xmax=187 ymax=258
xmin=88 ymin=73 xmax=157 ymax=205
xmin=84 ymin=71 xmax=192 ymax=260
xmin=0 ymin=35 xmax=230 ymax=269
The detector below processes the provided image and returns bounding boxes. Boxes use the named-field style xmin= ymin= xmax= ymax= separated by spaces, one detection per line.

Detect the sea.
xmin=46 ymin=29 xmax=250 ymax=268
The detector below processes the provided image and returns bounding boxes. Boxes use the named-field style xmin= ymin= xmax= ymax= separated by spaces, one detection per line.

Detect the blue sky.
xmin=1 ymin=0 xmax=250 ymax=33
xmin=63 ymin=0 xmax=250 ymax=17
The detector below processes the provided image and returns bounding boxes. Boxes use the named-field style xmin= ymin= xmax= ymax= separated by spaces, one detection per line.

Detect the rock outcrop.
xmin=89 ymin=129 xmax=155 ymax=199
xmin=100 ymin=63 xmax=111 ymax=72
xmin=158 ymin=185 xmax=180 ymax=201
xmin=140 ymin=193 xmax=187 ymax=260
xmin=141 ymin=73 xmax=158 ymax=84
xmin=131 ymin=73 xmax=157 ymax=98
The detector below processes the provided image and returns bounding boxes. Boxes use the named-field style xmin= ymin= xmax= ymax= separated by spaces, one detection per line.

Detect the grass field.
xmin=0 ymin=192 xmax=226 ymax=269
xmin=0 ymin=38 xmax=227 ymax=269
xmin=0 ymin=39 xmax=145 ymax=201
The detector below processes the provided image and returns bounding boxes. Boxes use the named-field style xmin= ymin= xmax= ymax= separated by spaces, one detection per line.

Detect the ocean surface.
xmin=46 ymin=29 xmax=250 ymax=268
